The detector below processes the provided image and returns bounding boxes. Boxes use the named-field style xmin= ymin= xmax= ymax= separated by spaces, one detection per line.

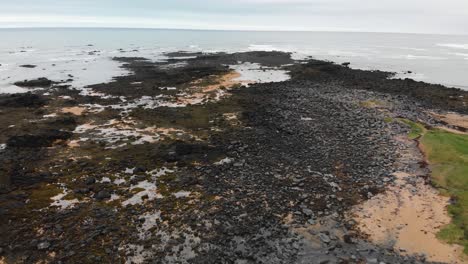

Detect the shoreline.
xmin=0 ymin=51 xmax=467 ymax=263
xmin=2 ymin=30 xmax=468 ymax=92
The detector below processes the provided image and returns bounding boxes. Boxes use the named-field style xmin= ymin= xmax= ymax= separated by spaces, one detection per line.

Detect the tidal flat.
xmin=0 ymin=51 xmax=467 ymax=263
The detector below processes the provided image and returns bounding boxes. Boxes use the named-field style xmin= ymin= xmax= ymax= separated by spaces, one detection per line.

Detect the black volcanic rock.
xmin=14 ymin=78 xmax=54 ymax=87
xmin=0 ymin=93 xmax=47 ymax=108
xmin=7 ymin=130 xmax=72 ymax=148
xmin=19 ymin=64 xmax=37 ymax=68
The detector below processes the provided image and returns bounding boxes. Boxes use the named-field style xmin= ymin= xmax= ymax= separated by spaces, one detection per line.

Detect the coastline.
xmin=0 ymin=51 xmax=467 ymax=263
xmin=2 ymin=30 xmax=468 ymax=91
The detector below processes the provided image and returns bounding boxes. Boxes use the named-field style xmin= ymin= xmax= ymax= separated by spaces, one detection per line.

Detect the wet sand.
xmin=433 ymin=112 xmax=468 ymax=130
xmin=61 ymin=106 xmax=86 ymax=116
xmin=351 ymin=135 xmax=466 ymax=263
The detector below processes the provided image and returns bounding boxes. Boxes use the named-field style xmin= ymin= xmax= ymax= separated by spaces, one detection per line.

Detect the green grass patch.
xmin=383 ymin=117 xmax=394 ymax=123
xmin=421 ymin=129 xmax=468 ymax=253
xmin=399 ymin=118 xmax=426 ymax=139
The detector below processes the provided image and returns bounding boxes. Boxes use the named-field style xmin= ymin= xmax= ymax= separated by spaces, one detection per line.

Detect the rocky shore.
xmin=0 ymin=51 xmax=467 ymax=263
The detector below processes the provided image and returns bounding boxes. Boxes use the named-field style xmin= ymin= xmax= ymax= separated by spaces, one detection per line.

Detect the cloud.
xmin=0 ymin=14 xmax=360 ymax=32
xmin=0 ymin=0 xmax=467 ymax=34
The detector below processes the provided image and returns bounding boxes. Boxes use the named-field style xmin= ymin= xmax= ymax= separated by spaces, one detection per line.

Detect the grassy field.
xmin=403 ymin=119 xmax=468 ymax=253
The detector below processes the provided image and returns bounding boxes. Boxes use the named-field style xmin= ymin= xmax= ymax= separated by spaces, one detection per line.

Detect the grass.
xmin=399 ymin=118 xmax=426 ymax=139
xmin=383 ymin=117 xmax=394 ymax=123
xmin=420 ymin=129 xmax=468 ymax=253
xmin=399 ymin=119 xmax=468 ymax=253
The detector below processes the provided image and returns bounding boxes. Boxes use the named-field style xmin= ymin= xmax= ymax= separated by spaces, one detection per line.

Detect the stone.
xmin=7 ymin=130 xmax=73 ymax=148
xmin=134 ymin=166 xmax=147 ymax=173
xmin=0 ymin=93 xmax=47 ymax=108
xmin=343 ymin=234 xmax=355 ymax=244
xmin=95 ymin=190 xmax=111 ymax=200
xmin=302 ymin=208 xmax=313 ymax=216
xmin=85 ymin=177 xmax=96 ymax=185
xmin=319 ymin=233 xmax=331 ymax=244
xmin=14 ymin=77 xmax=54 ymax=87
xmin=20 ymin=64 xmax=37 ymax=68
xmin=37 ymin=241 xmax=50 ymax=250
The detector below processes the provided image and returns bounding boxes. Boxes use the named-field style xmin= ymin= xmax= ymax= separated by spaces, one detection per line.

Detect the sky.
xmin=0 ymin=0 xmax=467 ymax=35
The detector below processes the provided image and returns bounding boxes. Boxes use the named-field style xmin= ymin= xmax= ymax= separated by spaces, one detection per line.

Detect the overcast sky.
xmin=1 ymin=0 xmax=467 ymax=34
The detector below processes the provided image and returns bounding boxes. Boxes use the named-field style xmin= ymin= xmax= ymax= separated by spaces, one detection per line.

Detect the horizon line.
xmin=0 ymin=26 xmax=466 ymax=37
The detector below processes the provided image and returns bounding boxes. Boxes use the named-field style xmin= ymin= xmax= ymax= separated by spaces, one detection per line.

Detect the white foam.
xmin=404 ymin=54 xmax=446 ymax=60
xmin=108 ymin=193 xmax=121 ymax=202
xmin=214 ymin=157 xmax=232 ymax=165
xmin=0 ymin=84 xmax=41 ymax=94
xmin=125 ymin=168 xmax=135 ymax=174
xmin=173 ymin=191 xmax=191 ymax=198
xmin=0 ymin=45 xmax=173 ymax=95
xmin=74 ymin=123 xmax=97 ymax=133
xmin=74 ymin=121 xmax=160 ymax=148
xmin=392 ymin=72 xmax=427 ymax=81
xmin=114 ymin=178 xmax=127 ymax=185
xmin=450 ymin=52 xmax=468 ymax=58
xmin=122 ymin=180 xmax=162 ymax=206
xmin=138 ymin=210 xmax=162 ymax=239
xmin=100 ymin=177 xmax=111 ymax=183
xmin=230 ymin=62 xmax=290 ymax=84
xmin=43 ymin=113 xmax=58 ymax=118
xmin=437 ymin=43 xmax=468 ymax=50
xmin=50 ymin=189 xmax=79 ymax=210
xmin=121 ymin=244 xmax=153 ymax=264
xmin=148 ymin=167 xmax=174 ymax=177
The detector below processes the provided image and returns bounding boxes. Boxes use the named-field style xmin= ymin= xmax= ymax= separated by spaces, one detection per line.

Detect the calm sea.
xmin=1 ymin=28 xmax=467 ymax=92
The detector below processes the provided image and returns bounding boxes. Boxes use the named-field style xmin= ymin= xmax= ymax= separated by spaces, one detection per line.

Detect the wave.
xmin=248 ymin=44 xmax=279 ymax=51
xmin=437 ymin=43 xmax=468 ymax=50
xmin=449 ymin=52 xmax=468 ymax=58
xmin=404 ymin=54 xmax=447 ymax=60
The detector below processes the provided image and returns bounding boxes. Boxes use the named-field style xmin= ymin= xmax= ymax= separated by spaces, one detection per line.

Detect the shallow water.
xmin=0 ymin=28 xmax=467 ymax=92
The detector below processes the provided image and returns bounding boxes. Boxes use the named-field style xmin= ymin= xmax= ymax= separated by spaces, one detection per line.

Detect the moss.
xmin=131 ymin=187 xmax=146 ymax=194
xmin=359 ymin=100 xmax=384 ymax=108
xmin=28 ymin=184 xmax=62 ymax=210
xmin=130 ymin=94 xmax=243 ymax=132
xmin=63 ymin=192 xmax=79 ymax=200
xmin=231 ymin=83 xmax=243 ymax=89
xmin=157 ymin=173 xmax=180 ymax=197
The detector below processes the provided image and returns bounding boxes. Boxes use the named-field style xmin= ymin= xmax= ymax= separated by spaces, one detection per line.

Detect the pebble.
xmin=319 ymin=233 xmax=331 ymax=244
xmin=37 ymin=242 xmax=50 ymax=250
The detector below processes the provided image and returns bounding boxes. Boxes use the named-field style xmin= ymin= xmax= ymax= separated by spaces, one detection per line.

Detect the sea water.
xmin=0 ymin=28 xmax=467 ymax=93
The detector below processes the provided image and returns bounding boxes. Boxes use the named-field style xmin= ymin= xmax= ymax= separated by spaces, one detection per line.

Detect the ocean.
xmin=1 ymin=28 xmax=468 ymax=93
